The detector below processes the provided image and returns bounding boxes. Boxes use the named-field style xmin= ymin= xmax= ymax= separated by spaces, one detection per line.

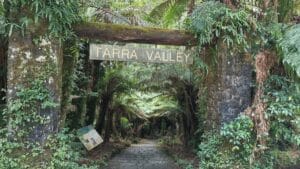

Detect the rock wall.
xmin=205 ymin=48 xmax=253 ymax=128
xmin=7 ymin=32 xmax=62 ymax=144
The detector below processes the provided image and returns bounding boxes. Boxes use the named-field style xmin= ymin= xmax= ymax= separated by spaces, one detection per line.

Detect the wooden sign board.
xmin=90 ymin=44 xmax=193 ymax=64
xmin=77 ymin=125 xmax=103 ymax=151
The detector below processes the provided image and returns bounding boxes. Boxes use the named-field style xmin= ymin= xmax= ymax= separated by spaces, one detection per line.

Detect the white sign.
xmin=89 ymin=44 xmax=193 ymax=64
xmin=78 ymin=126 xmax=103 ymax=151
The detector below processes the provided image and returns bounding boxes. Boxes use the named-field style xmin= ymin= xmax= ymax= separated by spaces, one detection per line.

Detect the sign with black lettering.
xmin=89 ymin=44 xmax=193 ymax=64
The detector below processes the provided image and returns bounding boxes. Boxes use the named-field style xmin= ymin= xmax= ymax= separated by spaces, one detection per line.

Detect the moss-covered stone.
xmin=7 ymin=31 xmax=62 ymax=144
xmin=73 ymin=22 xmax=197 ymax=46
xmin=203 ymin=43 xmax=253 ymax=129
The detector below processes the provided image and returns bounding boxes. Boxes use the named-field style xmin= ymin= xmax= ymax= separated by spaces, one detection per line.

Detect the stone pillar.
xmin=7 ymin=32 xmax=62 ymax=143
xmin=205 ymin=46 xmax=253 ymax=128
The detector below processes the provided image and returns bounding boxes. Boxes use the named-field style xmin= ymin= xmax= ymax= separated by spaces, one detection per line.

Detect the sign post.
xmin=90 ymin=44 xmax=193 ymax=64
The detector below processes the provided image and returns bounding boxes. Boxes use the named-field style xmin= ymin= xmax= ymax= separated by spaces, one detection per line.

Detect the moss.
xmin=73 ymin=22 xmax=197 ymax=46
xmin=79 ymin=22 xmax=190 ymax=34
xmin=67 ymin=96 xmax=86 ymax=129
xmin=61 ymin=39 xmax=78 ymax=128
xmin=7 ymin=31 xmax=62 ymax=144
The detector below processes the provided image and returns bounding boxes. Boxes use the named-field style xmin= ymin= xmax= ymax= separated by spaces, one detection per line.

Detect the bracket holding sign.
xmin=90 ymin=44 xmax=193 ymax=64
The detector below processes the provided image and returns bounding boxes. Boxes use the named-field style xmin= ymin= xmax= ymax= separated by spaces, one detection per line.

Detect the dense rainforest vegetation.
xmin=0 ymin=0 xmax=300 ymax=169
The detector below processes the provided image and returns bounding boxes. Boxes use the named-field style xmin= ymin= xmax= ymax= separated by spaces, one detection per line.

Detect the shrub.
xmin=198 ymin=116 xmax=256 ymax=169
xmin=0 ymin=128 xmax=98 ymax=169
xmin=264 ymin=75 xmax=300 ymax=148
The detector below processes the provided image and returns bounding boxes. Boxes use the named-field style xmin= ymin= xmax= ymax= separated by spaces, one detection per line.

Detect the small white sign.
xmin=78 ymin=126 xmax=103 ymax=151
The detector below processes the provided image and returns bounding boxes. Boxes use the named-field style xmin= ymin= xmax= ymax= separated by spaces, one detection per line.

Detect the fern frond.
xmin=149 ymin=0 xmax=189 ymax=26
xmin=149 ymin=0 xmax=174 ymax=22
xmin=163 ymin=0 xmax=188 ymax=27
xmin=279 ymin=24 xmax=300 ymax=77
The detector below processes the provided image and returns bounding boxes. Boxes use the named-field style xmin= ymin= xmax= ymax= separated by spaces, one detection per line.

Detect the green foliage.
xmin=0 ymin=129 xmax=97 ymax=169
xmin=130 ymin=92 xmax=179 ymax=116
xmin=162 ymin=0 xmax=187 ymax=27
xmin=198 ymin=115 xmax=255 ymax=169
xmin=0 ymin=73 xmax=96 ymax=168
xmin=174 ymin=158 xmax=194 ymax=169
xmin=270 ymin=149 xmax=300 ymax=168
xmin=72 ymin=43 xmax=90 ymax=96
xmin=279 ymin=24 xmax=300 ymax=77
xmin=100 ymin=64 xmax=133 ymax=98
xmin=3 ymin=78 xmax=58 ymax=140
xmin=198 ymin=133 xmax=234 ymax=169
xmin=7 ymin=0 xmax=80 ymax=40
xmin=221 ymin=115 xmax=255 ymax=161
xmin=45 ymin=130 xmax=97 ymax=169
xmin=264 ymin=75 xmax=300 ymax=148
xmin=120 ymin=117 xmax=132 ymax=130
xmin=148 ymin=0 xmax=189 ymax=27
xmin=187 ymin=1 xmax=256 ymax=51
xmin=198 ymin=75 xmax=300 ymax=169
xmin=277 ymin=0 xmax=295 ymax=22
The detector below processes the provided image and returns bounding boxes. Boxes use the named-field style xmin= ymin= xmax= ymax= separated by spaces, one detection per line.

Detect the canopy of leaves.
xmin=7 ymin=0 xmax=80 ymax=39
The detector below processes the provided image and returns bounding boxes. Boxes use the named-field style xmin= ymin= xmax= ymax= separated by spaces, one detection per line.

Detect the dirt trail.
xmin=105 ymin=139 xmax=180 ymax=169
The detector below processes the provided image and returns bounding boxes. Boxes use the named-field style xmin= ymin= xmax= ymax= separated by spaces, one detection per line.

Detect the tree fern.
xmin=149 ymin=0 xmax=191 ymax=27
xmin=162 ymin=0 xmax=188 ymax=27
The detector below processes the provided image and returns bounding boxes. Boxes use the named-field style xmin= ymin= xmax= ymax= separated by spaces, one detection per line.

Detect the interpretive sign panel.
xmin=90 ymin=44 xmax=193 ymax=64
xmin=78 ymin=125 xmax=103 ymax=151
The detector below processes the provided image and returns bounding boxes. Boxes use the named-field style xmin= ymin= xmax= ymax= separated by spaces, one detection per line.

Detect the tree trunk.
xmin=188 ymin=86 xmax=198 ymax=137
xmin=181 ymin=113 xmax=189 ymax=147
xmin=96 ymin=97 xmax=110 ymax=134
xmin=86 ymin=60 xmax=104 ymax=125
xmin=113 ymin=111 xmax=121 ymax=137
xmin=7 ymin=31 xmax=62 ymax=144
xmin=61 ymin=39 xmax=78 ymax=128
xmin=104 ymin=109 xmax=113 ymax=143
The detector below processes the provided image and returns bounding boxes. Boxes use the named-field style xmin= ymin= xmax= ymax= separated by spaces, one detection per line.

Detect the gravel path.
xmin=105 ymin=140 xmax=180 ymax=169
